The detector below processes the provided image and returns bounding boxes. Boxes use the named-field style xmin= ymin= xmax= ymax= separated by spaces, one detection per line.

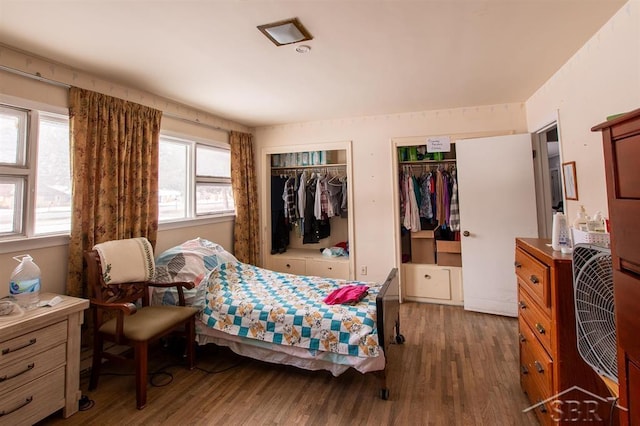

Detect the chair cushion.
xmin=94 ymin=237 xmax=155 ymax=285
xmin=99 ymin=306 xmax=198 ymax=341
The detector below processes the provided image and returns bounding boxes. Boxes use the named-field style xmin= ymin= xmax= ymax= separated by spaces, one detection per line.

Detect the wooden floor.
xmin=39 ymin=302 xmax=539 ymax=426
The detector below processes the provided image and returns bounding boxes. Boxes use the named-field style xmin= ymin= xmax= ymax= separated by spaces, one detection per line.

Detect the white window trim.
xmin=159 ymin=131 xmax=234 ymax=224
xmin=0 ymin=99 xmax=71 ymax=240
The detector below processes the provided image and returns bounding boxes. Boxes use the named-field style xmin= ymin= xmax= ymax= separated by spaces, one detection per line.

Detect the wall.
xmin=0 ymin=46 xmax=243 ymax=297
xmin=254 ymin=105 xmax=528 ymax=283
xmin=526 ymin=1 xmax=640 ymax=223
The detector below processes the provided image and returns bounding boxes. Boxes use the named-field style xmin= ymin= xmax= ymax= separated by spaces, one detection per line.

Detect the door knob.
xmin=463 ymin=231 xmax=470 ymax=237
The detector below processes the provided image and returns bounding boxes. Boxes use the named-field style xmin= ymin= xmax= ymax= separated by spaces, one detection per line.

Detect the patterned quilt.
xmin=201 ymin=262 xmax=381 ymax=358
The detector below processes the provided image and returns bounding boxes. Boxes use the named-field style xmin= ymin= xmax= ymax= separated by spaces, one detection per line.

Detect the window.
xmin=159 ymin=135 xmax=234 ymax=222
xmin=0 ymin=103 xmax=70 ymax=239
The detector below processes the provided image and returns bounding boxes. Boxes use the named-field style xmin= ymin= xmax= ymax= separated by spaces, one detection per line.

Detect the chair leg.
xmin=135 ymin=342 xmax=148 ymax=410
xmin=186 ymin=317 xmax=195 ymax=370
xmin=89 ymin=333 xmax=103 ymax=391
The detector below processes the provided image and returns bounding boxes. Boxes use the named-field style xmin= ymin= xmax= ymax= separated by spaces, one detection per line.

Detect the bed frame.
xmin=375 ymin=267 xmax=404 ymax=400
xmin=160 ymin=263 xmax=404 ymax=400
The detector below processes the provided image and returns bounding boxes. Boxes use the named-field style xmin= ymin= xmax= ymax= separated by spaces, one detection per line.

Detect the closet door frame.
xmin=259 ymin=140 xmax=355 ymax=278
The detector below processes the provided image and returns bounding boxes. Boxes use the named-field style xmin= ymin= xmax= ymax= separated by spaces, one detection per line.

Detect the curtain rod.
xmin=163 ymin=112 xmax=231 ymax=134
xmin=1 ymin=64 xmax=233 ymax=134
xmin=0 ymin=64 xmax=71 ymax=88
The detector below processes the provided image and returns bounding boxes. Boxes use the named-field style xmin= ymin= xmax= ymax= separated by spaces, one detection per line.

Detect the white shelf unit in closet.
xmin=261 ymin=142 xmax=355 ymax=280
xmin=395 ymin=140 xmax=463 ymax=306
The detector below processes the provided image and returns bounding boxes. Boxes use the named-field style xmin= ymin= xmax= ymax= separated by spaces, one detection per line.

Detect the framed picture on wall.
xmin=562 ymin=161 xmax=578 ymax=200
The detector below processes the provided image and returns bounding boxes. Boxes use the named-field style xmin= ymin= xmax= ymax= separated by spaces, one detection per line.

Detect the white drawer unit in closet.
xmin=269 ymin=248 xmax=350 ymax=280
xmin=0 ymin=294 xmax=88 ymax=425
xmin=270 ymin=256 xmax=307 ymax=275
xmin=401 ymin=263 xmax=463 ymax=305
xmin=305 ymin=258 xmax=350 ymax=280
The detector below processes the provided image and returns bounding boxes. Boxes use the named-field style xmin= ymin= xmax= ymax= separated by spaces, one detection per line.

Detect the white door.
xmin=456 ymin=134 xmax=538 ymax=316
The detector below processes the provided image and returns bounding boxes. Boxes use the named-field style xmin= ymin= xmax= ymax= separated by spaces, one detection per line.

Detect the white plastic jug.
xmin=551 ymin=212 xmax=571 ymax=252
xmin=9 ymin=254 xmax=41 ymax=310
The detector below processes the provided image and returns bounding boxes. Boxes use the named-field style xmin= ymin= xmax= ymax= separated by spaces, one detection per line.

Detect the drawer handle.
xmin=537 ymin=400 xmax=548 ymax=414
xmin=529 ymin=275 xmax=539 ymax=284
xmin=1 ymin=338 xmax=36 ymax=355
xmin=0 ymin=396 xmax=33 ymax=417
xmin=514 ymin=261 xmax=522 ymax=268
xmin=424 ymin=274 xmax=431 ymax=279
xmin=285 ymin=264 xmax=291 ymax=268
xmin=328 ymin=267 xmax=332 ymax=270
xmin=0 ymin=363 xmax=35 ymax=383
xmin=520 ymin=365 xmax=529 ymax=375
xmin=519 ymin=301 xmax=527 ymax=310
xmin=534 ymin=361 xmax=544 ymax=373
xmin=519 ymin=333 xmax=526 ymax=343
xmin=535 ymin=323 xmax=546 ymax=335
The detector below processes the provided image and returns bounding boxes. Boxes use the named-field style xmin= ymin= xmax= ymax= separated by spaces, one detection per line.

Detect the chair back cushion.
xmin=94 ymin=237 xmax=155 ymax=285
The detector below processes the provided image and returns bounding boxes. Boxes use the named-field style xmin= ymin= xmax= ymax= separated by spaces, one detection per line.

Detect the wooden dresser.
xmin=0 ymin=294 xmax=88 ymax=425
xmin=593 ymin=108 xmax=640 ymax=425
xmin=515 ymin=238 xmax=613 ymax=425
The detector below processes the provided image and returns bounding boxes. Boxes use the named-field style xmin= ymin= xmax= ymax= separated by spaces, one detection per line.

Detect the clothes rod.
xmin=2 ymin=64 xmax=233 ymax=134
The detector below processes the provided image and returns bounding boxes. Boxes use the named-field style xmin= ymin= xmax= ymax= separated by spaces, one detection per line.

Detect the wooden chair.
xmin=84 ymin=238 xmax=199 ymax=409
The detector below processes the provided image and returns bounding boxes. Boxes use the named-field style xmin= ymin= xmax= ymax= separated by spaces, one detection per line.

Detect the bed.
xmin=151 ymin=238 xmax=403 ymax=399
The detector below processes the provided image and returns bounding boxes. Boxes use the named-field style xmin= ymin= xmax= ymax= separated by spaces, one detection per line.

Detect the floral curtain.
xmin=230 ymin=131 xmax=260 ymax=265
xmin=66 ymin=87 xmax=162 ymax=298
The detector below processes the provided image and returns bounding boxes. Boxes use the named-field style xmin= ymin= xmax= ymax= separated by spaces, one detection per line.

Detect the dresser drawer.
xmin=0 ymin=320 xmax=67 ymax=368
xmin=521 ymin=365 xmax=554 ymax=426
xmin=0 ymin=343 xmax=66 ymax=395
xmin=0 ymin=366 xmax=65 ymax=426
xmin=402 ymin=264 xmax=452 ymax=300
xmin=270 ymin=256 xmax=306 ymax=275
xmin=518 ymin=285 xmax=553 ymax=355
xmin=306 ymin=259 xmax=350 ymax=279
xmin=519 ymin=316 xmax=553 ymax=395
xmin=515 ymin=248 xmax=550 ymax=309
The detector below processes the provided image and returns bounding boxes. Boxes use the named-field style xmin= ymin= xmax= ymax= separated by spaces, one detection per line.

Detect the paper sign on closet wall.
xmin=426 ymin=136 xmax=451 ymax=153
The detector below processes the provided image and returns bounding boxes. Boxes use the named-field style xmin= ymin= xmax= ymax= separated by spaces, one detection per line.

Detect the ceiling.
xmin=0 ymin=1 xmax=627 ymax=128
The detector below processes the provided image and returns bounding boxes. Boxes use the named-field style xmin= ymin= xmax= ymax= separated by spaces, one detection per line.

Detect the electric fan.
xmin=572 ymin=243 xmax=617 ymax=383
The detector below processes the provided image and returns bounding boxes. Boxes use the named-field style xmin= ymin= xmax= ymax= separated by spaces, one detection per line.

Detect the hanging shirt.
xmin=436 ymin=169 xmax=446 ymax=226
xmin=449 ymin=170 xmax=460 ymax=231
xmin=297 ymin=171 xmax=307 ymax=222
xmin=283 ymin=176 xmax=297 ymax=222
xmin=340 ymin=178 xmax=348 ymax=218
xmin=327 ymin=178 xmax=342 ymax=217
xmin=402 ymin=172 xmax=421 ymax=231
xmin=321 ymin=175 xmax=333 ymax=218
xmin=419 ymin=173 xmax=433 ymax=219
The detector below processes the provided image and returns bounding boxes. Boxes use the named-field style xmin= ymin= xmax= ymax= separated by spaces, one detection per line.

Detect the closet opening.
xmin=532 ymin=122 xmax=563 ymax=239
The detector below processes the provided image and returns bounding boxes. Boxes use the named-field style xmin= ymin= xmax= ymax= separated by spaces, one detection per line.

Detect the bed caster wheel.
xmin=395 ymin=334 xmax=406 ymax=344
xmin=380 ymin=388 xmax=390 ymax=400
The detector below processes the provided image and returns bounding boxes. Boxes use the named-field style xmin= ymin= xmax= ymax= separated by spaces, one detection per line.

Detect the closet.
xmin=393 ymin=133 xmax=538 ymax=315
xmin=262 ymin=142 xmax=354 ymax=280
xmin=396 ymin=139 xmax=463 ymax=305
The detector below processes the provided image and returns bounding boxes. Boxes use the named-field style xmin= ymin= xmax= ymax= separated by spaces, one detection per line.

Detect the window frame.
xmin=158 ymin=132 xmax=234 ymax=225
xmin=0 ymin=95 xmax=70 ymax=243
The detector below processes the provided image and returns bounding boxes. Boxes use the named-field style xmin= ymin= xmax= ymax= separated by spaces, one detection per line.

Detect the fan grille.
xmin=572 ymin=243 xmax=617 ymax=383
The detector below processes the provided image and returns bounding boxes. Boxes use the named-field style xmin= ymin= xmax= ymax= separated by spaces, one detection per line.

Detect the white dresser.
xmin=0 ymin=293 xmax=88 ymax=425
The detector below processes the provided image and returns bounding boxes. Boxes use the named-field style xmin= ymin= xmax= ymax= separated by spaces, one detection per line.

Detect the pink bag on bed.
xmin=323 ymin=285 xmax=369 ymax=305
